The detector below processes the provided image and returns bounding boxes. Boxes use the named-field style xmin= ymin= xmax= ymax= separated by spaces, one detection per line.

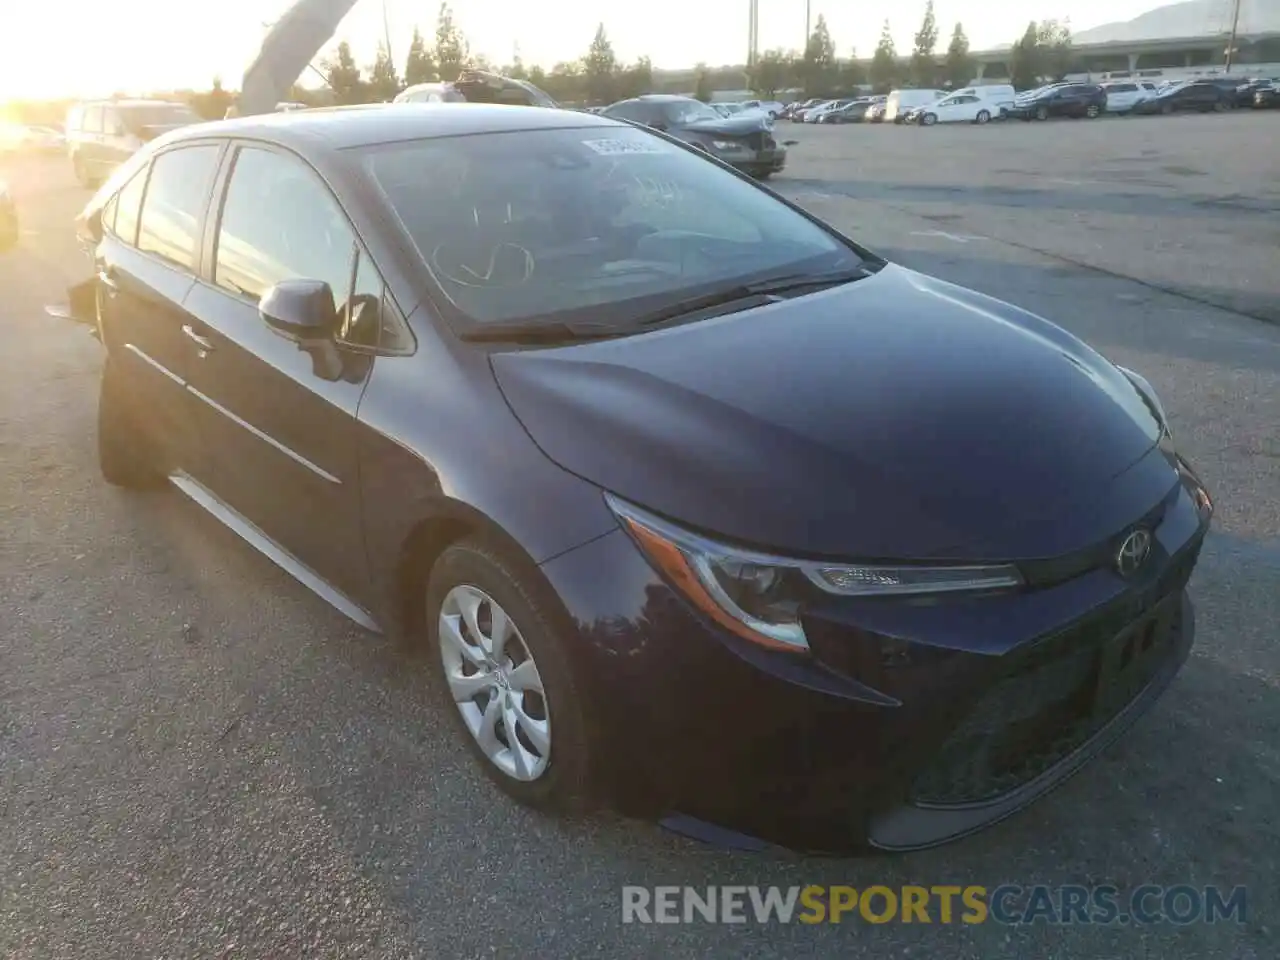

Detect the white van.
xmin=884 ymin=89 xmax=947 ymax=123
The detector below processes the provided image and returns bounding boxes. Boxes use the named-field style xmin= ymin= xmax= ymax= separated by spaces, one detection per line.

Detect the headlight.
xmin=710 ymin=139 xmax=745 ymax=151
xmin=607 ymin=495 xmax=1023 ymax=653
xmin=1117 ymin=365 xmax=1170 ymax=436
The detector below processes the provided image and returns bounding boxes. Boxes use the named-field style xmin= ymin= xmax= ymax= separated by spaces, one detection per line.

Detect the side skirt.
xmin=168 ymin=471 xmax=381 ymax=634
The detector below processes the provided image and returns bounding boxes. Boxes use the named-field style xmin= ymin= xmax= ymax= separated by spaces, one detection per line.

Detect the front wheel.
xmin=1035 ymin=106 xmax=1049 ymax=121
xmin=921 ymin=113 xmax=938 ymax=126
xmin=975 ymin=109 xmax=991 ymax=124
xmin=426 ymin=537 xmax=595 ymax=812
xmin=1085 ymin=104 xmax=1101 ymax=118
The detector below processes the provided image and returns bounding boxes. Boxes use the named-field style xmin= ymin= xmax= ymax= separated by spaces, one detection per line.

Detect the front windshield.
xmin=362 ymin=125 xmax=863 ymax=331
xmin=663 ymin=99 xmax=722 ymax=124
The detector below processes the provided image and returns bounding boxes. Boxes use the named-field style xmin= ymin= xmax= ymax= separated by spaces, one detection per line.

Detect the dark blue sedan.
xmin=61 ymin=104 xmax=1213 ymax=853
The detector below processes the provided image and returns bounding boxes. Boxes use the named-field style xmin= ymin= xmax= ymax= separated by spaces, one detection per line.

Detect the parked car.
xmin=0 ymin=123 xmax=65 ymax=154
xmin=1101 ymin=80 xmax=1160 ymax=113
xmin=793 ymin=100 xmax=835 ymax=122
xmin=1131 ymin=80 xmax=1229 ymax=115
xmin=54 ymin=103 xmax=1213 ymax=854
xmin=66 ymin=99 xmax=201 ymax=188
xmin=782 ymin=98 xmax=823 ymax=121
xmin=1253 ymin=81 xmax=1279 ymax=108
xmin=823 ymin=97 xmax=880 ymax=123
xmin=910 ymin=93 xmax=1001 ymax=126
xmin=1006 ymin=83 xmax=1107 ymax=121
xmin=601 ymin=95 xmax=785 ymax=178
xmin=740 ymin=99 xmax=785 ymax=118
xmin=0 ymin=181 xmax=17 ymax=251
xmin=808 ymin=99 xmax=859 ymax=123
xmin=394 ymin=69 xmax=558 ymax=108
xmin=883 ymin=89 xmax=947 ymax=124
xmin=1231 ymin=77 xmax=1278 ymax=108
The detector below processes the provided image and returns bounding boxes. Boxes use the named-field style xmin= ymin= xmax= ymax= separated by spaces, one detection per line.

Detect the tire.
xmin=921 ymin=113 xmax=937 ymax=126
xmin=425 ymin=536 xmax=594 ymax=813
xmin=1212 ymin=101 xmax=1227 ymax=112
xmin=975 ymin=109 xmax=991 ymax=124
xmin=1035 ymin=106 xmax=1049 ymax=121
xmin=1162 ymin=102 xmax=1174 ymax=115
xmin=98 ymin=356 xmax=164 ymax=489
xmin=1085 ymin=104 xmax=1100 ymax=118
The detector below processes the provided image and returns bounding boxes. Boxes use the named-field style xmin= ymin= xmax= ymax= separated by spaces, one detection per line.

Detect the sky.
xmin=0 ymin=0 xmax=1231 ymax=101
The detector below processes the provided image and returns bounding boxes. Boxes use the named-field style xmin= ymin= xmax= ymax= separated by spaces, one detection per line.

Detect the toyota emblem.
xmin=1115 ymin=529 xmax=1152 ymax=577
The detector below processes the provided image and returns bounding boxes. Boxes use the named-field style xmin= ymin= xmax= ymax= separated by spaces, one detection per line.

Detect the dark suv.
xmin=66 ymin=99 xmax=201 ymax=187
xmin=1007 ymin=83 xmax=1107 ymax=121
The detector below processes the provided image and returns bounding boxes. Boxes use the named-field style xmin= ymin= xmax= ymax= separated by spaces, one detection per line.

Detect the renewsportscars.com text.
xmin=621 ymin=884 xmax=1247 ymax=926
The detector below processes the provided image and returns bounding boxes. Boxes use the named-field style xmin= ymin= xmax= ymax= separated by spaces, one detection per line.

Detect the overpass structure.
xmin=967 ymin=29 xmax=1280 ymax=81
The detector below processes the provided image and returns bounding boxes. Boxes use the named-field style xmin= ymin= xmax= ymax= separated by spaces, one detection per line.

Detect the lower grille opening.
xmin=910 ymin=558 xmax=1195 ymax=808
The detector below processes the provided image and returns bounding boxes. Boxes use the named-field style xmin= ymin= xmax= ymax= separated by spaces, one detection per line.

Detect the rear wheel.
xmin=426 ymin=537 xmax=594 ymax=812
xmin=98 ymin=356 xmax=164 ymax=489
xmin=1085 ymin=104 xmax=1101 ymax=118
xmin=1212 ymin=100 xmax=1227 ymax=112
xmin=975 ymin=109 xmax=991 ymax=124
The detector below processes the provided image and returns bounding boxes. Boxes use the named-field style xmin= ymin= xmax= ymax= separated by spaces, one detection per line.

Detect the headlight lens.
xmin=607 ymin=495 xmax=1024 ymax=653
xmin=710 ymin=139 xmax=744 ymax=151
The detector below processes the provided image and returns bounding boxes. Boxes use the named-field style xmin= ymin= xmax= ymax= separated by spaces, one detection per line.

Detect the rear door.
xmin=96 ymin=142 xmax=223 ymax=477
xmin=180 ymin=142 xmax=376 ymax=607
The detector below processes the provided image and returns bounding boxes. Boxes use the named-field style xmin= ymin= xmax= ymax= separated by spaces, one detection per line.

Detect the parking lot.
xmin=2 ymin=110 xmax=1279 ymax=958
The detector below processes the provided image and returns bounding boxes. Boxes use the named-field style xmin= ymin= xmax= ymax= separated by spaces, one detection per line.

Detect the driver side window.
xmin=214 ymin=145 xmax=357 ymax=317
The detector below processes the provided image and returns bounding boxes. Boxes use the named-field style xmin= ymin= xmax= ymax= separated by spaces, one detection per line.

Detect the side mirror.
xmin=260 ymin=278 xmax=345 ymax=380
xmin=260 ymin=278 xmax=337 ymax=344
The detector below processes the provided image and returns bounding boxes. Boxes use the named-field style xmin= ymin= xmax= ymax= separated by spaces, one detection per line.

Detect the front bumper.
xmin=540 ymin=465 xmax=1211 ymax=853
xmin=729 ymin=147 xmax=786 ymax=176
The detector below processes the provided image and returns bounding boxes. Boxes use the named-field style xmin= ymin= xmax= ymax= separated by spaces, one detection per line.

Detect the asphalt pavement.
xmin=1 ymin=113 xmax=1278 ymax=959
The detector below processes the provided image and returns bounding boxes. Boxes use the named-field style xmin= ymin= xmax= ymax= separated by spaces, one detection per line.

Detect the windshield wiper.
xmin=630 ymin=266 xmax=871 ymax=329
xmin=460 ymin=319 xmax=626 ymax=344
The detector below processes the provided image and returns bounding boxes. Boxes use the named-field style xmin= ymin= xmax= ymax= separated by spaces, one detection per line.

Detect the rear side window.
xmin=112 ymin=166 xmax=150 ymax=246
xmin=136 ymin=144 xmax=221 ymax=271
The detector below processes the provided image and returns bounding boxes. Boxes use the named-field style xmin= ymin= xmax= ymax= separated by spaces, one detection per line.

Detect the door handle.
xmin=97 ymin=268 xmax=119 ymax=292
xmin=182 ymin=324 xmax=215 ymax=352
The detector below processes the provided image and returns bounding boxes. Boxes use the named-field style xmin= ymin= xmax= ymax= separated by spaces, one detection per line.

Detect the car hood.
xmin=680 ymin=114 xmax=770 ymax=136
xmin=490 ymin=265 xmax=1173 ymax=562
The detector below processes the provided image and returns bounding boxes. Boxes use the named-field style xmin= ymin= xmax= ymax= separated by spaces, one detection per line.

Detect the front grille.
xmin=910 ymin=541 xmax=1200 ymax=807
xmin=745 ymin=132 xmax=775 ymax=152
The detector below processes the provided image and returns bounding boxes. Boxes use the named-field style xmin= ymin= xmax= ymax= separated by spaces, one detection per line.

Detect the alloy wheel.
xmin=976 ymin=110 xmax=991 ymax=124
xmin=1086 ymin=105 xmax=1100 ymax=118
xmin=922 ymin=113 xmax=937 ymax=126
xmin=438 ymin=584 xmax=551 ymax=781
xmin=1036 ymin=106 xmax=1048 ymax=121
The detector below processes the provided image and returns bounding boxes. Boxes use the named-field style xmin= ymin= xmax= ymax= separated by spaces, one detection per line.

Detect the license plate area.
xmin=1093 ymin=594 xmax=1179 ymax=720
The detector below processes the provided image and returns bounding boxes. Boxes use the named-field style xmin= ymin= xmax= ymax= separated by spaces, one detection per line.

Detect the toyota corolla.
xmin=57 ymin=104 xmax=1212 ymax=853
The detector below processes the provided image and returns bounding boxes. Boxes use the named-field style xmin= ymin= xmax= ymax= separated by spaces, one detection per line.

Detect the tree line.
xmin=320 ymin=3 xmax=653 ymax=106
xmin=750 ymin=3 xmax=1075 ymax=98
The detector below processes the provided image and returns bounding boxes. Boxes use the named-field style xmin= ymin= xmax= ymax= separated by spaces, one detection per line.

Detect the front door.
xmin=181 ymin=143 xmax=375 ymax=610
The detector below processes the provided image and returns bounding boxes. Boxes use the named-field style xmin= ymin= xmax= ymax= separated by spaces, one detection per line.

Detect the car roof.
xmin=164 ymin=103 xmax=627 ymax=151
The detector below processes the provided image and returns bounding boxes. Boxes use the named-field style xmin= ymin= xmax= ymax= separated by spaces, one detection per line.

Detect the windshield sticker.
xmin=581 ymin=138 xmax=668 ymax=156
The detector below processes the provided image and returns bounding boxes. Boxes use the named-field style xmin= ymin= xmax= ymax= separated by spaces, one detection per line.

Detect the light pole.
xmin=805 ymin=0 xmax=811 ymax=47
xmin=1224 ymin=0 xmax=1243 ymax=73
